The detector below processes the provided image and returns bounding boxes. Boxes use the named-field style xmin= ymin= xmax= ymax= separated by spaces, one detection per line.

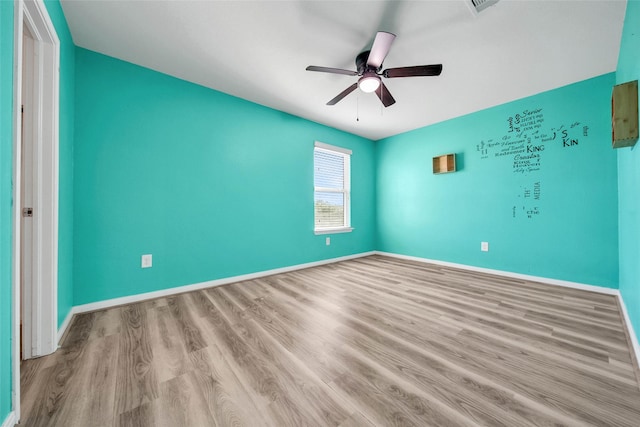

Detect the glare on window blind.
xmin=314 ymin=150 xmax=345 ymax=188
xmin=314 ymin=149 xmax=345 ymax=228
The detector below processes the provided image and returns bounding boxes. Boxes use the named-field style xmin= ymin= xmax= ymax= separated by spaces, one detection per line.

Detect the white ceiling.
xmin=60 ymin=0 xmax=627 ymax=141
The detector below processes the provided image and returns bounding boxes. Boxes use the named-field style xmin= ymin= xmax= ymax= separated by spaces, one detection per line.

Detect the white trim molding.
xmin=56 ymin=304 xmax=75 ymax=345
xmin=314 ymin=227 xmax=353 ymax=235
xmin=11 ymin=2 xmax=25 ymax=422
xmin=617 ymin=293 xmax=640 ymax=372
xmin=314 ymin=141 xmax=352 ymax=155
xmin=1 ymin=412 xmax=16 ymax=427
xmin=69 ymin=251 xmax=376 ymax=316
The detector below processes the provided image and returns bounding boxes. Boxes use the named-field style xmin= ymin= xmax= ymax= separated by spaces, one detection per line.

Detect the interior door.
xmin=20 ymin=25 xmax=36 ymax=360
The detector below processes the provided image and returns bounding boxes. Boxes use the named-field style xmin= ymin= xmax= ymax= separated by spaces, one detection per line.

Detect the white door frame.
xmin=12 ymin=0 xmax=59 ymax=421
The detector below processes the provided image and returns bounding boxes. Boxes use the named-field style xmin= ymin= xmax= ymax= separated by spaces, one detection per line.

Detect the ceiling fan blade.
xmin=376 ymin=82 xmax=396 ymax=107
xmin=367 ymin=31 xmax=396 ymax=69
xmin=306 ymin=66 xmax=358 ymax=76
xmin=327 ymin=83 xmax=358 ymax=106
xmin=383 ymin=64 xmax=443 ymax=78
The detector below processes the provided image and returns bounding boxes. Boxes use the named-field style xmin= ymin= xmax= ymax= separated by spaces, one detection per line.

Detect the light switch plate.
xmin=481 ymin=242 xmax=489 ymax=252
xmin=326 ymin=237 xmax=331 ymax=246
xmin=141 ymin=254 xmax=152 ymax=268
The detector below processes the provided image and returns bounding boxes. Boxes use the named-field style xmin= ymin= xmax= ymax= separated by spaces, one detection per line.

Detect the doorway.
xmin=12 ymin=0 xmax=60 ymax=422
xmin=21 ymin=22 xmax=35 ymax=362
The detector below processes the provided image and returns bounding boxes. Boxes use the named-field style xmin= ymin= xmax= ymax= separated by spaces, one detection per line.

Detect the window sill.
xmin=314 ymin=227 xmax=354 ymax=235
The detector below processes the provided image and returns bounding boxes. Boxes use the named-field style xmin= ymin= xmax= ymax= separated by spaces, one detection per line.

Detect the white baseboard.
xmin=617 ymin=293 xmax=640 ymax=372
xmin=375 ymin=251 xmax=618 ymax=295
xmin=72 ymin=251 xmax=376 ymax=315
xmin=57 ymin=305 xmax=77 ymax=346
xmin=1 ymin=412 xmax=16 ymax=427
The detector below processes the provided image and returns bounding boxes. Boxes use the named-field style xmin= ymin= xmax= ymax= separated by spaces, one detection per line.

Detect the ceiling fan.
xmin=306 ymin=31 xmax=443 ymax=107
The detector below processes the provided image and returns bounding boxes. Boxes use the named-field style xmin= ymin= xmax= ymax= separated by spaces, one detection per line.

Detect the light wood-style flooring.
xmin=20 ymin=255 xmax=640 ymax=426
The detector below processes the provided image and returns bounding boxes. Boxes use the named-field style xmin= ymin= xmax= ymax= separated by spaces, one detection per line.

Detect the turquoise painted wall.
xmin=617 ymin=0 xmax=640 ymax=343
xmin=44 ymin=0 xmax=75 ymax=328
xmin=377 ymin=74 xmax=618 ymax=288
xmin=73 ymin=48 xmax=376 ymax=305
xmin=0 ymin=0 xmax=14 ymax=422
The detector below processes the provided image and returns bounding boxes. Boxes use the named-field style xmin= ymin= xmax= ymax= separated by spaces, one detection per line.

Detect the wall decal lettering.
xmin=475 ymin=108 xmax=590 ymax=219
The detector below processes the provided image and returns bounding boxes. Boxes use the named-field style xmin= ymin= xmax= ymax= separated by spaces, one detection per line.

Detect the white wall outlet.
xmin=141 ymin=254 xmax=152 ymax=268
xmin=326 ymin=237 xmax=331 ymax=246
xmin=481 ymin=242 xmax=489 ymax=252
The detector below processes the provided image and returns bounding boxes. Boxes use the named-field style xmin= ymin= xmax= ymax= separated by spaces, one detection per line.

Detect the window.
xmin=314 ymin=142 xmax=352 ymax=234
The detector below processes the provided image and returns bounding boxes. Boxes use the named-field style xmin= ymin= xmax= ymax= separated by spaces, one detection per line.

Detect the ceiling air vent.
xmin=468 ymin=0 xmax=499 ymax=15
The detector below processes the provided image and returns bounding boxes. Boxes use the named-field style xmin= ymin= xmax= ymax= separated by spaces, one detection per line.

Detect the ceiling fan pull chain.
xmin=356 ymin=97 xmax=360 ymax=122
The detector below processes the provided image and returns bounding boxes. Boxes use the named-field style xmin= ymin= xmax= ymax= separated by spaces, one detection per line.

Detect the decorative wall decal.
xmin=475 ymin=108 xmax=590 ymax=219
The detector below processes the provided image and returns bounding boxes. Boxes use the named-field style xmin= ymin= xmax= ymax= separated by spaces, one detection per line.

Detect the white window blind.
xmin=314 ymin=142 xmax=351 ymax=233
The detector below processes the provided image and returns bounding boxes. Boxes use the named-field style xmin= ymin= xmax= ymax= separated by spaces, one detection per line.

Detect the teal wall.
xmin=73 ymin=48 xmax=376 ymax=305
xmin=44 ymin=0 xmax=75 ymax=328
xmin=617 ymin=0 xmax=640 ymax=343
xmin=0 ymin=0 xmax=14 ymax=422
xmin=377 ymin=74 xmax=619 ymax=288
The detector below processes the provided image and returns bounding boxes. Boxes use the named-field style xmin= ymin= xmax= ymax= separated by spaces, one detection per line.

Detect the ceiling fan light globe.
xmin=358 ymin=75 xmax=380 ymax=93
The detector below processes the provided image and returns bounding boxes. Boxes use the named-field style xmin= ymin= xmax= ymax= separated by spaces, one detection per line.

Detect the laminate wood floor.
xmin=20 ymin=255 xmax=640 ymax=426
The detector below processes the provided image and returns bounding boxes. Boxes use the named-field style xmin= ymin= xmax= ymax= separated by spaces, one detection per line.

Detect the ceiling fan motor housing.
xmin=356 ymin=50 xmax=377 ymax=74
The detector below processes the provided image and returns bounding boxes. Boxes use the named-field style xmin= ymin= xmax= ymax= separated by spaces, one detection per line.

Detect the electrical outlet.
xmin=481 ymin=242 xmax=489 ymax=252
xmin=326 ymin=237 xmax=331 ymax=246
xmin=141 ymin=254 xmax=152 ymax=268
